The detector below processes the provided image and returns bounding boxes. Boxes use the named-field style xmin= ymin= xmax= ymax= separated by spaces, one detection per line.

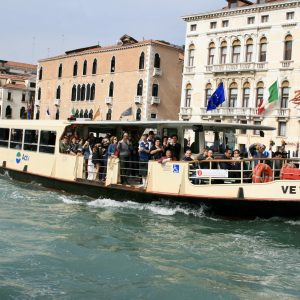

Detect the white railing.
xmin=185 ymin=66 xmax=195 ymax=73
xmin=134 ymin=96 xmax=143 ymax=104
xmin=151 ymin=96 xmax=160 ymax=105
xmin=200 ymin=107 xmax=260 ymax=117
xmin=274 ymin=108 xmax=290 ymax=117
xmin=153 ymin=68 xmax=162 ymax=77
xmin=180 ymin=107 xmax=193 ymax=118
xmin=281 ymin=61 xmax=293 ymax=69
xmin=206 ymin=62 xmax=268 ymax=73
xmin=105 ymin=97 xmax=113 ymax=105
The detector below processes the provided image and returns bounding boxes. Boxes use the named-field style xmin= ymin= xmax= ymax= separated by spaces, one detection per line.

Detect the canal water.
xmin=0 ymin=175 xmax=300 ymax=300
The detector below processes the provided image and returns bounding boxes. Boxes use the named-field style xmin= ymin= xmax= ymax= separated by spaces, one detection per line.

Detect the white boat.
xmin=0 ymin=119 xmax=299 ymax=218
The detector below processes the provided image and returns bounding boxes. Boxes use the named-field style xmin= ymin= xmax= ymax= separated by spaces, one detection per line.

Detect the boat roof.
xmin=0 ymin=119 xmax=275 ymax=131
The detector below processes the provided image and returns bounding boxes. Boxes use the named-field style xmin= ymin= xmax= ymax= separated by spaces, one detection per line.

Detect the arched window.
xmin=20 ymin=107 xmax=26 ymax=119
xmin=242 ymin=82 xmax=250 ymax=107
xmin=205 ymin=83 xmax=212 ymax=106
xmin=139 ymin=52 xmax=145 ymax=70
xmin=106 ymin=108 xmax=112 ymax=120
xmin=284 ymin=35 xmax=293 ymax=61
xmin=245 ymin=38 xmax=253 ymax=62
xmin=152 ymin=83 xmax=159 ymax=97
xmin=71 ymin=85 xmax=76 ymax=101
xmin=281 ymin=81 xmax=290 ymax=108
xmin=259 ymin=37 xmax=267 ymax=62
xmin=90 ymin=84 xmax=95 ymax=101
xmin=77 ymin=85 xmax=81 ymax=101
xmin=36 ymin=110 xmax=40 ymax=120
xmin=5 ymin=106 xmax=12 ymax=119
xmin=185 ymin=83 xmax=192 ymax=107
xmin=154 ymin=53 xmax=160 ymax=68
xmin=73 ymin=61 xmax=78 ymax=76
xmin=86 ymin=84 xmax=91 ymax=100
xmin=208 ymin=42 xmax=215 ymax=65
xmin=79 ymin=109 xmax=84 ymax=118
xmin=188 ymin=45 xmax=195 ymax=67
xmin=229 ymin=82 xmax=238 ymax=107
xmin=83 ymin=60 xmax=87 ymax=75
xmin=109 ymin=82 xmax=114 ymax=97
xmin=38 ymin=88 xmax=41 ymax=100
xmin=111 ymin=56 xmax=115 ymax=73
xmin=39 ymin=67 xmax=43 ymax=80
xmin=136 ymin=108 xmax=141 ymax=121
xmin=55 ymin=109 xmax=59 ymax=120
xmin=58 ymin=64 xmax=62 ymax=78
xmin=232 ymin=40 xmax=241 ymax=63
xmin=56 ymin=86 xmax=61 ymax=99
xmin=81 ymin=84 xmax=86 ymax=101
xmin=137 ymin=80 xmax=143 ymax=96
xmin=89 ymin=109 xmax=93 ymax=119
xmin=75 ymin=109 xmax=79 ymax=118
xmin=84 ymin=109 xmax=89 ymax=118
xmin=256 ymin=81 xmax=264 ymax=107
xmin=220 ymin=41 xmax=227 ymax=64
xmin=92 ymin=59 xmax=97 ymax=74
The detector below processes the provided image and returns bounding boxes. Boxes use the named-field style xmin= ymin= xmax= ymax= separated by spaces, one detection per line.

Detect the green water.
xmin=0 ymin=175 xmax=300 ymax=300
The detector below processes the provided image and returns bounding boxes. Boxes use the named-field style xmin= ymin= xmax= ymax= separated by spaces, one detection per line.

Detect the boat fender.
xmin=252 ymin=163 xmax=273 ymax=183
xmin=237 ymin=187 xmax=244 ymax=199
xmin=23 ymin=165 xmax=28 ymax=172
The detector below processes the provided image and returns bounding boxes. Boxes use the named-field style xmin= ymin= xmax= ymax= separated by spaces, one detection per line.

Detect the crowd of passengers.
xmin=59 ymin=132 xmax=289 ymax=185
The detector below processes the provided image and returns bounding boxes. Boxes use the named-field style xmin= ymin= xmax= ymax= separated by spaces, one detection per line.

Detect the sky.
xmin=1 ymin=0 xmax=225 ymax=64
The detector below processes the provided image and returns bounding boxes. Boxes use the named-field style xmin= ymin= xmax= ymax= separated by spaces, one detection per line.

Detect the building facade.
xmin=0 ymin=60 xmax=36 ymax=120
xmin=181 ymin=0 xmax=300 ymax=154
xmin=36 ymin=35 xmax=183 ymax=121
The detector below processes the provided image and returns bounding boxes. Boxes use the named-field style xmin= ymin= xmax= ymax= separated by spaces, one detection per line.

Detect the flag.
xmin=92 ymin=108 xmax=101 ymax=121
xmin=258 ymin=80 xmax=279 ymax=114
xmin=290 ymin=90 xmax=300 ymax=105
xmin=120 ymin=107 xmax=132 ymax=117
xmin=206 ymin=83 xmax=226 ymax=111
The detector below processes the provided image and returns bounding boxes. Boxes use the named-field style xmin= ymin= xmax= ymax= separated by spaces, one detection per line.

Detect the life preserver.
xmin=252 ymin=163 xmax=273 ymax=183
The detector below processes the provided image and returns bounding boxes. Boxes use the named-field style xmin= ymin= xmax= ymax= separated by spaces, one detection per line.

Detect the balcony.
xmin=151 ymin=96 xmax=160 ymax=105
xmin=134 ymin=96 xmax=143 ymax=104
xmin=105 ymin=97 xmax=113 ymax=105
xmin=180 ymin=107 xmax=193 ymax=119
xmin=184 ymin=66 xmax=195 ymax=74
xmin=200 ymin=107 xmax=261 ymax=119
xmin=205 ymin=62 xmax=268 ymax=74
xmin=54 ymin=99 xmax=61 ymax=106
xmin=274 ymin=108 xmax=290 ymax=118
xmin=35 ymin=100 xmax=41 ymax=107
xmin=153 ymin=68 xmax=162 ymax=77
xmin=280 ymin=60 xmax=293 ymax=70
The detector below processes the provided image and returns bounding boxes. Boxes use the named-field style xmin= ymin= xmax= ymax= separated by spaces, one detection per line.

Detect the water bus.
xmin=0 ymin=119 xmax=300 ymax=218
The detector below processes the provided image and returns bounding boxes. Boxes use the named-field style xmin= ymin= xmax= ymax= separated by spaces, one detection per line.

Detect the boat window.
xmin=10 ymin=129 xmax=23 ymax=149
xmin=0 ymin=128 xmax=9 ymax=147
xmin=39 ymin=130 xmax=56 ymax=154
xmin=24 ymin=130 xmax=39 ymax=152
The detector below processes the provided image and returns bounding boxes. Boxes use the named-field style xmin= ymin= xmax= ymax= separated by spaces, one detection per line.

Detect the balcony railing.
xmin=153 ymin=68 xmax=162 ymax=77
xmin=184 ymin=66 xmax=195 ymax=74
xmin=180 ymin=107 xmax=193 ymax=119
xmin=206 ymin=62 xmax=268 ymax=73
xmin=105 ymin=97 xmax=113 ymax=105
xmin=274 ymin=108 xmax=290 ymax=118
xmin=151 ymin=96 xmax=160 ymax=105
xmin=280 ymin=60 xmax=293 ymax=69
xmin=134 ymin=96 xmax=143 ymax=104
xmin=200 ymin=107 xmax=260 ymax=118
xmin=35 ymin=100 xmax=41 ymax=107
xmin=54 ymin=99 xmax=61 ymax=106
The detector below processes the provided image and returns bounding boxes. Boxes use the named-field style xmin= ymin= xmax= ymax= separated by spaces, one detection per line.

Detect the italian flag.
xmin=258 ymin=80 xmax=279 ymax=114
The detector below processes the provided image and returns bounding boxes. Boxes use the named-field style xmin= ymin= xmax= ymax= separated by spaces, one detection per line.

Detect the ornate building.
xmin=36 ymin=35 xmax=183 ymax=121
xmin=181 ymin=0 xmax=300 ymax=153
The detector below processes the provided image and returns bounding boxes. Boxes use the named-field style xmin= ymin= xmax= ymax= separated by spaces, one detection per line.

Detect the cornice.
xmin=183 ymin=1 xmax=300 ymax=22
xmin=206 ymin=25 xmax=271 ymax=36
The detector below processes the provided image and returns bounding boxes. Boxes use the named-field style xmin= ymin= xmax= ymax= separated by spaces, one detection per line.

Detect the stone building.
xmin=0 ymin=60 xmax=36 ymax=119
xmin=36 ymin=35 xmax=183 ymax=121
xmin=181 ymin=0 xmax=300 ymax=154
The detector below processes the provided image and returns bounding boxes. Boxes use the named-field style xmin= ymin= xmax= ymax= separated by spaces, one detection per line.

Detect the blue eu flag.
xmin=206 ymin=82 xmax=226 ymax=111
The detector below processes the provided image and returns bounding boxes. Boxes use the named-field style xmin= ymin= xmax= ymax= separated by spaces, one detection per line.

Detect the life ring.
xmin=252 ymin=163 xmax=273 ymax=183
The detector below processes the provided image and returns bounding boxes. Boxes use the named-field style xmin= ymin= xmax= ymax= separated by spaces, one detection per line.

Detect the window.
xmin=210 ymin=22 xmax=217 ymax=29
xmin=109 ymin=82 xmax=114 ymax=97
xmin=281 ymin=81 xmax=289 ymax=108
xmin=58 ymin=64 xmax=62 ymax=78
xmin=10 ymin=129 xmax=23 ymax=149
xmin=92 ymin=59 xmax=97 ymax=74
xmin=229 ymin=83 xmax=238 ymax=107
xmin=7 ymin=92 xmax=11 ymax=101
xmin=205 ymin=83 xmax=212 ymax=107
xmin=20 ymin=107 xmax=26 ymax=119
xmin=90 ymin=84 xmax=95 ymax=101
xmin=253 ymin=121 xmax=261 ymax=135
xmin=83 ymin=60 xmax=87 ymax=75
xmin=256 ymin=82 xmax=264 ymax=107
xmin=259 ymin=37 xmax=267 ymax=62
xmin=136 ymin=108 xmax=141 ymax=121
xmin=89 ymin=109 xmax=93 ymax=119
xmin=30 ymin=82 xmax=36 ymax=88
xmin=0 ymin=128 xmax=9 ymax=147
xmin=38 ymin=88 xmax=41 ymax=100
xmin=154 ymin=53 xmax=161 ymax=68
xmin=73 ymin=61 xmax=78 ymax=76
xmin=222 ymin=20 xmax=229 ymax=28
xmin=150 ymin=113 xmax=157 ymax=119
xmin=208 ymin=42 xmax=215 ymax=65
xmin=24 ymin=130 xmax=38 ymax=152
xmin=39 ymin=130 xmax=56 ymax=154
xmin=190 ymin=24 xmax=197 ymax=31
xmin=71 ymin=85 xmax=76 ymax=101
xmin=188 ymin=44 xmax=195 ymax=67
xmin=284 ymin=35 xmax=293 ymax=61
xmin=248 ymin=17 xmax=255 ymax=24
xmin=56 ymin=86 xmax=61 ymax=99
xmin=245 ymin=39 xmax=253 ymax=62
xmin=55 ymin=109 xmax=59 ymax=120
xmin=5 ymin=106 xmax=12 ymax=119
xmin=84 ymin=109 xmax=89 ymax=118
xmin=137 ymin=80 xmax=143 ymax=96
xmin=111 ymin=56 xmax=115 ymax=73
xmin=81 ymin=84 xmax=86 ymax=101
xmin=39 ymin=67 xmax=43 ymax=80
xmin=185 ymin=84 xmax=192 ymax=107
xmin=286 ymin=12 xmax=294 ymax=20
xmin=240 ymin=120 xmax=247 ymax=135
xmin=278 ymin=122 xmax=286 ymax=136
xmin=106 ymin=108 xmax=112 ymax=120
xmin=232 ymin=40 xmax=241 ymax=63
xmin=152 ymin=83 xmax=159 ymax=97
xmin=77 ymin=85 xmax=81 ymax=101
xmin=35 ymin=110 xmax=40 ymax=120
xmin=242 ymin=82 xmax=250 ymax=107
xmin=75 ymin=109 xmax=79 ymax=118
xmin=261 ymin=15 xmax=269 ymax=23
xmin=139 ymin=52 xmax=145 ymax=70
xmin=220 ymin=41 xmax=227 ymax=64
xmin=22 ymin=94 xmax=26 ymax=102
xmin=86 ymin=84 xmax=91 ymax=101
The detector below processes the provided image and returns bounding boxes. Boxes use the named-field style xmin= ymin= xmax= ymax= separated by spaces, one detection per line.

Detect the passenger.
xmin=100 ymin=138 xmax=110 ymax=181
xmin=107 ymin=136 xmax=118 ymax=158
xmin=82 ymin=139 xmax=91 ymax=179
xmin=69 ymin=137 xmax=78 ymax=155
xmin=76 ymin=138 xmax=84 ymax=156
xmin=249 ymin=143 xmax=270 ymax=166
xmin=166 ymin=135 xmax=181 ymax=161
xmin=92 ymin=144 xmax=101 ymax=180
xmin=117 ymin=132 xmax=132 ymax=184
xmin=219 ymin=149 xmax=233 ymax=178
xmin=162 ymin=136 xmax=169 ymax=155
xmin=201 ymin=149 xmax=218 ymax=169
xmin=59 ymin=136 xmax=70 ymax=154
xmin=150 ymin=139 xmax=164 ymax=160
xmin=182 ymin=149 xmax=194 ymax=162
xmin=147 ymin=130 xmax=155 ymax=149
xmin=273 ymin=151 xmax=283 ymax=178
xmin=158 ymin=150 xmax=176 ymax=164
xmin=138 ymin=133 xmax=150 ymax=187
xmin=231 ymin=149 xmax=244 ymax=181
